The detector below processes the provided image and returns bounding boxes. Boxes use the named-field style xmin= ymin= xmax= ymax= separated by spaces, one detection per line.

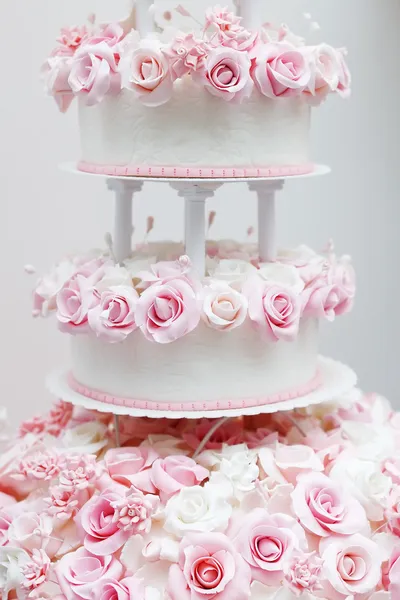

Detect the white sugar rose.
xmin=330 ymin=456 xmax=392 ymax=521
xmin=96 ymin=264 xmax=133 ymax=293
xmin=60 ymin=422 xmax=109 ymax=454
xmin=258 ymin=263 xmax=305 ymax=294
xmin=198 ymin=443 xmax=257 ymax=470
xmin=277 ymin=245 xmax=325 ymax=286
xmin=164 ymin=484 xmax=232 ymax=538
xmin=0 ymin=546 xmax=30 ymax=597
xmin=207 ymin=258 xmax=257 ymax=290
xmin=201 ymin=283 xmax=248 ymax=331
xmin=208 ymin=448 xmax=259 ymax=501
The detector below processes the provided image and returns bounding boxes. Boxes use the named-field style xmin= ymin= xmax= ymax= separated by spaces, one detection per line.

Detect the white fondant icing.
xmin=78 ymin=79 xmax=311 ymax=169
xmin=70 ymin=319 xmax=318 ymax=404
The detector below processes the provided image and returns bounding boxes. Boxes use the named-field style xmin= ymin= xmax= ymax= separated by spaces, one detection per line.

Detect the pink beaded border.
xmin=67 ymin=370 xmax=322 ymax=412
xmin=77 ymin=162 xmax=315 ymax=179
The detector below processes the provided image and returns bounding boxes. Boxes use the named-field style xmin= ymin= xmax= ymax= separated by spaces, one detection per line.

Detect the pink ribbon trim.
xmin=67 ymin=371 xmax=322 ymax=412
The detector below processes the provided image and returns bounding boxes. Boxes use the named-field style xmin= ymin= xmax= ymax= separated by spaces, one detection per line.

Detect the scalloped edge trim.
xmin=67 ymin=370 xmax=322 ymax=412
xmin=77 ymin=162 xmax=315 ymax=179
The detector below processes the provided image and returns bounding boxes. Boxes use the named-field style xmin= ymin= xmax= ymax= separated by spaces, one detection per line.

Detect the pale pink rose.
xmin=57 ymin=25 xmax=89 ymax=53
xmin=93 ymin=576 xmax=147 ymax=600
xmin=7 ymin=512 xmax=59 ymax=556
xmin=258 ymin=444 xmax=324 ymax=485
xmin=291 ymin=472 xmax=368 ymax=537
xmin=385 ymin=487 xmax=400 ymax=536
xmin=69 ymin=42 xmax=121 ymax=106
xmin=205 ymin=6 xmax=257 ymax=52
xmin=384 ymin=457 xmax=400 ymax=485
xmin=383 ymin=546 xmax=400 ymax=595
xmin=164 ymin=33 xmax=208 ymax=79
xmin=244 ymin=277 xmax=301 ymax=342
xmin=284 ymin=551 xmax=323 ymax=596
xmin=326 ymin=257 xmax=356 ymax=316
xmin=151 ymin=455 xmax=208 ymax=501
xmin=306 ymin=44 xmax=341 ymax=97
xmin=0 ymin=511 xmax=11 ymax=546
xmin=181 ymin=418 xmax=244 ymax=451
xmin=42 ymin=56 xmax=74 ymax=113
xmin=104 ymin=447 xmax=158 ymax=493
xmin=110 ymin=486 xmax=159 ymax=534
xmin=120 ymin=40 xmax=173 ymax=107
xmin=302 ymin=280 xmax=343 ymax=322
xmin=201 ymin=283 xmax=248 ymax=331
xmin=167 ymin=532 xmax=251 ymax=600
xmin=199 ymin=47 xmax=253 ymax=103
xmin=136 ymin=256 xmax=193 ymax=291
xmin=244 ymin=428 xmax=278 ymax=449
xmin=135 ymin=277 xmax=200 ymax=343
xmin=88 ymin=286 xmax=138 ymax=343
xmin=277 ymin=246 xmax=325 ymax=287
xmin=233 ymin=509 xmax=306 ymax=586
xmin=337 ymin=49 xmax=351 ymax=98
xmin=57 ymin=275 xmax=100 ymax=334
xmin=56 ymin=547 xmax=123 ymax=600
xmin=320 ymin=534 xmax=382 ymax=599
xmin=77 ymin=489 xmax=131 ymax=556
xmin=21 ymin=549 xmax=51 ymax=594
xmin=251 ymin=42 xmax=311 ymax=98
xmin=86 ymin=23 xmax=124 ymax=49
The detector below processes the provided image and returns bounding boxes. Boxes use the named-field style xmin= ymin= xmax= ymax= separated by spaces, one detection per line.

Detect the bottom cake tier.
xmin=0 ymin=389 xmax=398 ymax=599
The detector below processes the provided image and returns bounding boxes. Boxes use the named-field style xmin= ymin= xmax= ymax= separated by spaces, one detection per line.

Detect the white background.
xmin=1 ymin=0 xmax=399 ymax=426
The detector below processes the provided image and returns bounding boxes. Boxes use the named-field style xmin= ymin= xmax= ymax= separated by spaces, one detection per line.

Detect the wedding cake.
xmin=0 ymin=3 xmax=397 ymax=600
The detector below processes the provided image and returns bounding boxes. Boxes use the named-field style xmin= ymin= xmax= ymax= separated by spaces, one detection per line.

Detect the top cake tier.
xmin=42 ymin=6 xmax=350 ymax=178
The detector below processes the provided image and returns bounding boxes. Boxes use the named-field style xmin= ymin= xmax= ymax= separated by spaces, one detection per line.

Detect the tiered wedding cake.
xmin=0 ymin=3 xmax=398 ymax=600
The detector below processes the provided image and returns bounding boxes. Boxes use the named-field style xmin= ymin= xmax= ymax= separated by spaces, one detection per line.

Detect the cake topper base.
xmin=46 ymin=356 xmax=357 ymax=420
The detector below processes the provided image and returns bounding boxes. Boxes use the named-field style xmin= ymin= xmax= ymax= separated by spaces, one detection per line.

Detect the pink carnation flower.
xmin=205 ymin=6 xmax=257 ymax=52
xmin=164 ymin=33 xmax=208 ymax=80
xmin=110 ymin=486 xmax=159 ymax=534
xmin=58 ymin=454 xmax=99 ymax=492
xmin=57 ymin=25 xmax=89 ymax=53
xmin=284 ymin=551 xmax=323 ymax=596
xmin=14 ymin=450 xmax=64 ymax=482
xmin=21 ymin=549 xmax=51 ymax=592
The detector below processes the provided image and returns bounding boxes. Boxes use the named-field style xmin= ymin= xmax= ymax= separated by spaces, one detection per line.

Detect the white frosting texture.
xmin=71 ymin=319 xmax=319 ymax=404
xmin=78 ymin=80 xmax=311 ymax=169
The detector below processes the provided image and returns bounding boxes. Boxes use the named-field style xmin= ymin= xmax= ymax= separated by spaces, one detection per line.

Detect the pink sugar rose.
xmin=302 ymin=280 xmax=343 ymax=322
xmin=87 ymin=23 xmax=124 ymax=49
xmin=136 ymin=257 xmax=194 ymax=291
xmin=251 ymin=42 xmax=311 ymax=98
xmin=88 ymin=285 xmax=138 ymax=343
xmin=135 ymin=277 xmax=200 ymax=344
xmin=244 ymin=277 xmax=301 ymax=342
xmin=7 ymin=511 xmax=61 ymax=557
xmin=291 ymin=472 xmax=368 ymax=537
xmin=320 ymin=534 xmax=382 ymax=599
xmin=384 ymin=546 xmax=400 ymax=595
xmin=42 ymin=56 xmax=74 ymax=113
xmin=284 ymin=551 xmax=323 ymax=596
xmin=326 ymin=257 xmax=356 ymax=316
xmin=57 ymin=25 xmax=89 ymax=53
xmin=199 ymin=47 xmax=253 ymax=103
xmin=104 ymin=446 xmax=158 ymax=493
xmin=164 ymin=33 xmax=208 ymax=80
xmin=120 ymin=40 xmax=173 ymax=107
xmin=56 ymin=547 xmax=123 ymax=600
xmin=151 ymin=455 xmax=209 ymax=501
xmin=201 ymin=283 xmax=248 ymax=331
xmin=233 ymin=508 xmax=306 ymax=586
xmin=277 ymin=245 xmax=325 ymax=287
xmin=337 ymin=49 xmax=351 ymax=98
xmin=258 ymin=444 xmax=324 ymax=485
xmin=0 ymin=512 xmax=11 ymax=546
xmin=181 ymin=419 xmax=244 ymax=451
xmin=167 ymin=532 xmax=251 ymax=600
xmin=306 ymin=44 xmax=341 ymax=98
xmin=69 ymin=42 xmax=121 ymax=106
xmin=93 ymin=576 xmax=147 ymax=600
xmin=57 ymin=275 xmax=100 ymax=334
xmin=385 ymin=487 xmax=400 ymax=536
xmin=77 ymin=489 xmax=131 ymax=556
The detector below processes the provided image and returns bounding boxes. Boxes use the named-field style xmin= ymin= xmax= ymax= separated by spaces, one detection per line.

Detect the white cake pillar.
xmin=136 ymin=0 xmax=154 ymax=36
xmin=107 ymin=179 xmax=143 ymax=264
xmin=248 ymin=181 xmax=284 ymax=262
xmin=170 ymin=183 xmax=221 ymax=276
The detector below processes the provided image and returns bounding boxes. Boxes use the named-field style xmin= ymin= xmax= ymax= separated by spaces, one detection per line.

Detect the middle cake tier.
xmin=32 ymin=240 xmax=355 ymax=408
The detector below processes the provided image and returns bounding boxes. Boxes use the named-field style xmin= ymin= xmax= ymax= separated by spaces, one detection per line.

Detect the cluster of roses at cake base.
xmin=1 ymin=391 xmax=400 ymax=598
xmin=42 ymin=5 xmax=351 ymax=113
xmin=31 ymin=244 xmax=355 ymax=344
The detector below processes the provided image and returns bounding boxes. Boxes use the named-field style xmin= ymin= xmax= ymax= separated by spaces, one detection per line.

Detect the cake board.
xmin=46 ymin=356 xmax=356 ymax=420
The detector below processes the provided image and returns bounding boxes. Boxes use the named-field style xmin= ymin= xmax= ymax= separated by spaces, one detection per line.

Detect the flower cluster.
xmin=0 ymin=390 xmax=399 ymax=599
xmin=32 ymin=242 xmax=355 ymax=344
xmin=43 ymin=6 xmax=350 ymax=112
